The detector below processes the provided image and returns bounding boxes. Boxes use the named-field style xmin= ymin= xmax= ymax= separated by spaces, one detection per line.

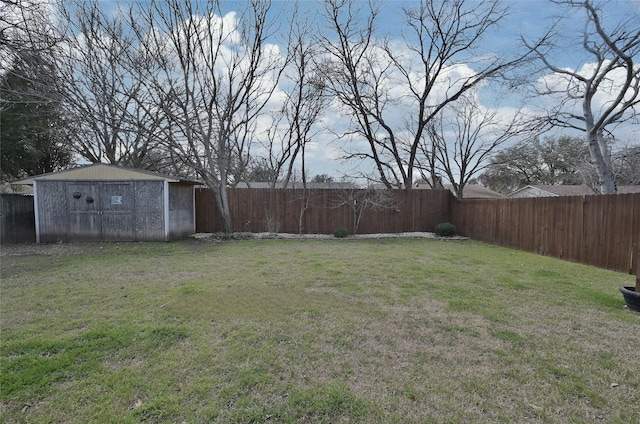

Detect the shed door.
xmin=67 ymin=183 xmax=101 ymax=241
xmin=100 ymin=183 xmax=134 ymax=241
xmin=66 ymin=182 xmax=134 ymax=241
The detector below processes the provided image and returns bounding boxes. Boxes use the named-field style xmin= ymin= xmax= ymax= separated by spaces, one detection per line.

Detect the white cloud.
xmin=533 ymin=60 xmax=639 ymax=138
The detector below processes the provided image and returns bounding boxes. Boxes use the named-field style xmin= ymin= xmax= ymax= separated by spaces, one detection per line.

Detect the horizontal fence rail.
xmin=450 ymin=193 xmax=639 ymax=276
xmin=195 ymin=188 xmax=452 ymax=235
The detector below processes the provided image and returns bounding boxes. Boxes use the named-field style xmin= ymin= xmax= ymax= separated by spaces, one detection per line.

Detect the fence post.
xmin=636 ymin=247 xmax=640 ymax=293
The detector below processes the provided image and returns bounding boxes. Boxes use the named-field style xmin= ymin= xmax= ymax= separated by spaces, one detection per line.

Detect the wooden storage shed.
xmin=15 ymin=164 xmax=200 ymax=243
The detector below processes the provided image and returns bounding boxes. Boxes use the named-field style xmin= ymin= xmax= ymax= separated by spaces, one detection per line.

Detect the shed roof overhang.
xmin=12 ymin=163 xmax=201 ymax=185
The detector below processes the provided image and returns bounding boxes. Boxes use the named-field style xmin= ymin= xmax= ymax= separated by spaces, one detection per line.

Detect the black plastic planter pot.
xmin=619 ymin=286 xmax=640 ymax=312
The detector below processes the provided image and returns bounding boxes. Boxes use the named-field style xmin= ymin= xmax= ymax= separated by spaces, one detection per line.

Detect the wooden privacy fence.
xmin=1 ymin=194 xmax=35 ymax=244
xmin=450 ymin=193 xmax=640 ymax=276
xmin=5 ymin=186 xmax=637 ymax=275
xmin=195 ymin=188 xmax=452 ymax=235
xmin=196 ymin=189 xmax=638 ymax=275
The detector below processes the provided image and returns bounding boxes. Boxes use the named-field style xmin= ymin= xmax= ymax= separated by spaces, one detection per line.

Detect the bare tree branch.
xmin=427 ymin=97 xmax=526 ymax=198
xmin=523 ymin=0 xmax=640 ymax=194
xmin=127 ymin=0 xmax=286 ymax=233
xmin=319 ymin=0 xmax=533 ymax=189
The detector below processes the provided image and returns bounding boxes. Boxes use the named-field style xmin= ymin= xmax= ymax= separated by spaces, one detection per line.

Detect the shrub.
xmin=435 ymin=222 xmax=456 ymax=237
xmin=333 ymin=227 xmax=348 ymax=238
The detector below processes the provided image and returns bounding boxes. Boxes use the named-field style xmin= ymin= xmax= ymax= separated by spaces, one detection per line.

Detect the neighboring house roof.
xmin=447 ymin=184 xmax=504 ymax=199
xmin=444 ymin=184 xmax=503 ymax=199
xmin=370 ymin=183 xmax=405 ymax=189
xmin=508 ymin=184 xmax=640 ymax=198
xmin=465 ymin=184 xmax=503 ymax=199
xmin=12 ymin=163 xmax=201 ymax=185
xmin=380 ymin=182 xmax=501 ymax=199
xmin=618 ymin=185 xmax=640 ymax=194
xmin=509 ymin=184 xmax=596 ymax=198
xmin=414 ymin=183 xmax=441 ymax=190
xmin=236 ymin=181 xmax=359 ymax=189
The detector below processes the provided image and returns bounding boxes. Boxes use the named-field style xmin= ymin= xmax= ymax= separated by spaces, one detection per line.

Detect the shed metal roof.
xmin=13 ymin=163 xmax=201 ymax=185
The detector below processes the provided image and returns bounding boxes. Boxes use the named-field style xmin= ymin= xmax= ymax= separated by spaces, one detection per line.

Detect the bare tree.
xmin=318 ymin=0 xmax=396 ymax=187
xmin=524 ymin=0 xmax=640 ymax=194
xmin=53 ymin=0 xmax=164 ymax=167
xmin=426 ymin=97 xmax=526 ymax=198
xmin=255 ymin=6 xmax=326 ymax=189
xmin=235 ymin=5 xmax=327 ymax=234
xmin=612 ymin=143 xmax=640 ymax=185
xmin=334 ymin=185 xmax=397 ymax=234
xmin=1 ymin=0 xmax=60 ymax=105
xmin=319 ymin=0 xmax=532 ymax=189
xmin=130 ymin=0 xmax=285 ymax=233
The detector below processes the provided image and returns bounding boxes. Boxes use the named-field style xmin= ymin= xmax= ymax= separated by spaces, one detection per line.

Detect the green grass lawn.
xmin=1 ymin=238 xmax=638 ymax=423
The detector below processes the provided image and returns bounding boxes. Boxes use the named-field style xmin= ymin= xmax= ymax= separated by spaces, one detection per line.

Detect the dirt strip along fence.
xmin=195 ymin=187 xmax=452 ymax=235
xmin=450 ymin=193 xmax=640 ymax=276
xmin=1 ymin=193 xmax=36 ymax=244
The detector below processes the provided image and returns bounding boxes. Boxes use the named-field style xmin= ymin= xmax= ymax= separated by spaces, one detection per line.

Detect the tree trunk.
xmin=587 ymin=131 xmax=616 ymax=194
xmin=298 ymin=190 xmax=309 ymax=234
xmin=213 ymin=185 xmax=233 ymax=234
xmin=455 ymin=183 xmax=464 ymax=199
xmin=636 ymin=251 xmax=639 ymax=291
